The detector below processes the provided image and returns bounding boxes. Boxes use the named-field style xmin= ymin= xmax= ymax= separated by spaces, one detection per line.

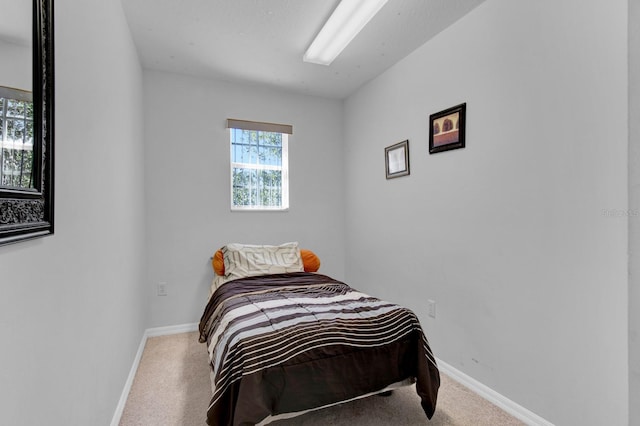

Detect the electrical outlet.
xmin=157 ymin=282 xmax=168 ymax=296
xmin=428 ymin=299 xmax=436 ymax=318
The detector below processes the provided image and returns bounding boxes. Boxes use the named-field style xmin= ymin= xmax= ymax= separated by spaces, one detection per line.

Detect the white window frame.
xmin=227 ymin=119 xmax=291 ymax=212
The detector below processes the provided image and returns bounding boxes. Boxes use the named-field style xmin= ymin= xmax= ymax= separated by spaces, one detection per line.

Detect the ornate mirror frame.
xmin=0 ymin=0 xmax=55 ymax=246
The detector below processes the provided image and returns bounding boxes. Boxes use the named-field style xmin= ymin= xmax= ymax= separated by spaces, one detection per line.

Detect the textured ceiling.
xmin=122 ymin=0 xmax=484 ymax=99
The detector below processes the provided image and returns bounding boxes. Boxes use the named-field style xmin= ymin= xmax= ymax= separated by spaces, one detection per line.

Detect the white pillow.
xmin=210 ymin=275 xmax=230 ymax=296
xmin=222 ymin=242 xmax=304 ymax=281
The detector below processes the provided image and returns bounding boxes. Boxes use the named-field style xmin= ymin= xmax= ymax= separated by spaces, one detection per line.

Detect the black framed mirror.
xmin=0 ymin=0 xmax=54 ymax=245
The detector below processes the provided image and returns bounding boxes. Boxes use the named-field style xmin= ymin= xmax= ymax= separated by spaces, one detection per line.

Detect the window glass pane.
xmin=25 ymin=120 xmax=34 ymax=145
xmin=232 ymin=143 xmax=243 ymax=163
xmin=258 ymin=169 xmax=282 ymax=205
xmin=232 ymin=129 xmax=283 ymax=166
xmin=16 ymin=149 xmax=32 ymax=187
xmin=2 ymin=148 xmax=31 ymax=187
xmin=25 ymin=102 xmax=34 ymax=120
xmin=232 ymin=168 xmax=251 ymax=206
xmin=232 ymin=129 xmax=257 ymax=164
xmin=1 ymin=94 xmax=35 ymax=190
xmin=258 ymin=132 xmax=282 ymax=166
xmin=232 ymin=167 xmax=282 ymax=207
xmin=7 ymin=99 xmax=26 ymax=118
xmin=1 ymin=149 xmax=9 ymax=186
xmin=7 ymin=119 xmax=26 ymax=141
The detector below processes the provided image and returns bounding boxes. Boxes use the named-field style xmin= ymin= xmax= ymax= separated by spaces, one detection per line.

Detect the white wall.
xmin=0 ymin=40 xmax=31 ymax=90
xmin=143 ymin=71 xmax=345 ymax=327
xmin=0 ymin=0 xmax=147 ymax=424
xmin=343 ymin=1 xmax=628 ymax=425
xmin=629 ymin=1 xmax=639 ymax=424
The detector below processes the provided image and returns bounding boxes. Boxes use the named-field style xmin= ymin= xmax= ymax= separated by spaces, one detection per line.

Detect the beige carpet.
xmin=119 ymin=332 xmax=525 ymax=426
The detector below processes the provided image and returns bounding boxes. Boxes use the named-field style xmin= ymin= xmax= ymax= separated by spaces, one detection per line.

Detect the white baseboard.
xmin=145 ymin=322 xmax=199 ymax=337
xmin=110 ymin=325 xmax=551 ymax=426
xmin=110 ymin=323 xmax=198 ymax=426
xmin=436 ymin=358 xmax=554 ymax=426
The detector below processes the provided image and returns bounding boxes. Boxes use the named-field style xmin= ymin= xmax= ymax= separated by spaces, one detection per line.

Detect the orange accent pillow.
xmin=212 ymin=248 xmax=321 ymax=275
xmin=300 ymin=249 xmax=321 ymax=272
xmin=212 ymin=250 xmax=225 ymax=276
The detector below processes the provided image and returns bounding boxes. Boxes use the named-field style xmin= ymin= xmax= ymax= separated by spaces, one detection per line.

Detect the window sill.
xmin=231 ymin=207 xmax=290 ymax=212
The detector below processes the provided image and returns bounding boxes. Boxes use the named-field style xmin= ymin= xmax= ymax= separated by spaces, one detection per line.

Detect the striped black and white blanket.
xmin=198 ymin=272 xmax=440 ymax=426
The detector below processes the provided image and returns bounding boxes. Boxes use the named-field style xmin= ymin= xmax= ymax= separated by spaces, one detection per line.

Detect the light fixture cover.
xmin=303 ymin=0 xmax=389 ymax=66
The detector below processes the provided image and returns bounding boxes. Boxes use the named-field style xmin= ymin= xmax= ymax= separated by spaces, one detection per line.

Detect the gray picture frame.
xmin=385 ymin=140 xmax=409 ymax=179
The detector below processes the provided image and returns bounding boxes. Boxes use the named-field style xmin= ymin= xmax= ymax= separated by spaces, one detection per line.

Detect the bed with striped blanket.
xmin=198 ymin=272 xmax=440 ymax=425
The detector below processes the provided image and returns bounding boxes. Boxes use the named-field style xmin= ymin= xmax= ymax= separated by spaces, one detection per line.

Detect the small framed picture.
xmin=429 ymin=103 xmax=466 ymax=154
xmin=385 ymin=140 xmax=410 ymax=179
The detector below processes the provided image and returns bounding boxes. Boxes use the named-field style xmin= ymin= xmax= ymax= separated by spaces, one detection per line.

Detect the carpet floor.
xmin=119 ymin=332 xmax=525 ymax=426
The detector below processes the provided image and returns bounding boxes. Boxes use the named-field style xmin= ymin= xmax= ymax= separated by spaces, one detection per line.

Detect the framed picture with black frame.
xmin=429 ymin=103 xmax=466 ymax=154
xmin=385 ymin=140 xmax=410 ymax=179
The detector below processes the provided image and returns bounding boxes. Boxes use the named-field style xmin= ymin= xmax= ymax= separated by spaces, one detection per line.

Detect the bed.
xmin=198 ymin=242 xmax=440 ymax=425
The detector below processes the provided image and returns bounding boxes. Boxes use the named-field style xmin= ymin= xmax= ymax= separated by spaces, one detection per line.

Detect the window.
xmin=0 ymin=87 xmax=34 ymax=189
xmin=227 ymin=119 xmax=292 ymax=211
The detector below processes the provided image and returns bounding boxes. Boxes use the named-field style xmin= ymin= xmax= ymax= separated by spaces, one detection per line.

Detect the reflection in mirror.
xmin=0 ymin=1 xmax=32 ymax=92
xmin=0 ymin=0 xmax=54 ymax=245
xmin=0 ymin=1 xmax=34 ymax=190
xmin=1 ymin=87 xmax=35 ymax=189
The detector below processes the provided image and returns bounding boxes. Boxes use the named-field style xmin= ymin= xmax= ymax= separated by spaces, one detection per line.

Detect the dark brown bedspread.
xmin=198 ymin=272 xmax=440 ymax=425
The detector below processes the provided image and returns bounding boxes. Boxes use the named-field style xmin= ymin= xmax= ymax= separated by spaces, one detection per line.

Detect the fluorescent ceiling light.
xmin=303 ymin=0 xmax=389 ymax=66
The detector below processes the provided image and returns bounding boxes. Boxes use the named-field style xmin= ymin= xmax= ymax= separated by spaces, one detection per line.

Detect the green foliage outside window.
xmin=231 ymin=128 xmax=287 ymax=209
xmin=232 ymin=168 xmax=282 ymax=207
xmin=1 ymin=96 xmax=35 ymax=189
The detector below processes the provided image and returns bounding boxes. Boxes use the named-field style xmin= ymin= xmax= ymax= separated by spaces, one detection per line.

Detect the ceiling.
xmin=120 ymin=0 xmax=485 ymax=99
xmin=0 ymin=1 xmax=31 ymax=46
